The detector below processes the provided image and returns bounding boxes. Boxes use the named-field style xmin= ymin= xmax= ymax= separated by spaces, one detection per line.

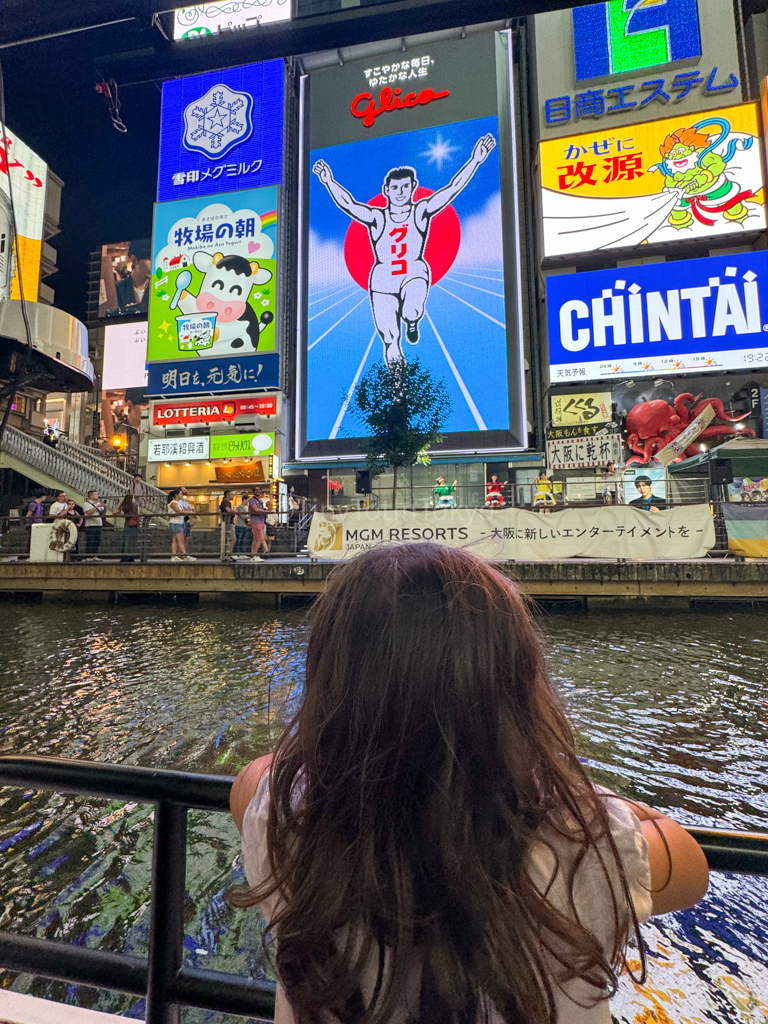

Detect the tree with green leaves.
xmin=350 ymin=356 xmax=452 ymax=508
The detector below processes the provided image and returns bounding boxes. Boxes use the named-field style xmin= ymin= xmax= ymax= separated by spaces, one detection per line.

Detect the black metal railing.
xmin=0 ymin=755 xmax=767 ymax=1024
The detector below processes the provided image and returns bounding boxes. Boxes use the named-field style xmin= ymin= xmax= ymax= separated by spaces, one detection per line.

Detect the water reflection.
xmin=0 ymin=604 xmax=766 ymax=1022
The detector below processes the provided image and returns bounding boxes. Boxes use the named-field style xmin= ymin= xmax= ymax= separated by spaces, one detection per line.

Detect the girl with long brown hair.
xmin=230 ymin=543 xmax=708 ymax=1023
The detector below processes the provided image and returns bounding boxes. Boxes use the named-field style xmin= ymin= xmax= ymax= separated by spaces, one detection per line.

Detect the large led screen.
xmin=0 ymin=130 xmax=47 ymax=302
xmin=547 ymin=251 xmax=768 ymax=383
xmin=540 ymin=103 xmax=765 ymax=257
xmin=298 ymin=30 xmax=527 ymax=459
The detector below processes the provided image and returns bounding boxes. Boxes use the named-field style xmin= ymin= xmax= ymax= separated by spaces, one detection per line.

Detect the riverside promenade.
xmin=2 ymin=557 xmax=768 ymax=608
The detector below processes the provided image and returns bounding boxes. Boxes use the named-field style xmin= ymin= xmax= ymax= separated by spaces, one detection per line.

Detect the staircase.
xmin=0 ymin=427 xmax=167 ymax=512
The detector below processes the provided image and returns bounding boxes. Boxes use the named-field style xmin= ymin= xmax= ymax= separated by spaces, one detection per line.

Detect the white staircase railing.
xmin=0 ymin=427 xmax=167 ymax=511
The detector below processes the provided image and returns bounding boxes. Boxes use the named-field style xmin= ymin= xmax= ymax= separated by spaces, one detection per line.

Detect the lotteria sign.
xmin=153 ymin=395 xmax=277 ymax=425
xmin=547 ymin=252 xmax=768 ymax=383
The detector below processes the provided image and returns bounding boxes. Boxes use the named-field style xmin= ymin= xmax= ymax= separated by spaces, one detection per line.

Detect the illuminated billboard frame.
xmin=295 ymin=30 xmax=527 ymax=462
xmin=539 ymin=102 xmax=765 ymax=258
xmin=546 ymin=251 xmax=768 ymax=384
xmin=173 ymin=1 xmax=291 ymax=41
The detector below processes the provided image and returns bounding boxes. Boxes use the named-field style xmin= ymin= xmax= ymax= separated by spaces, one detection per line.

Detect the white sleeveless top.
xmin=369 ymin=205 xmax=430 ymax=295
xmin=241 ymin=779 xmax=651 ymax=1024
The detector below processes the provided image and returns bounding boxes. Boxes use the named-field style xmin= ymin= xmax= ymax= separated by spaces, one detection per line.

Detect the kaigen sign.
xmin=152 ymin=395 xmax=276 ymax=425
xmin=173 ymin=1 xmax=290 ymax=40
xmin=148 ymin=186 xmax=278 ymax=392
xmin=540 ymin=103 xmax=764 ymax=257
xmin=147 ymin=352 xmax=279 ymax=396
xmin=300 ymin=30 xmax=527 ymax=459
xmin=158 ymin=61 xmax=283 ymax=202
xmin=546 ymin=430 xmax=622 ymax=470
xmin=573 ymin=0 xmax=701 ymax=81
xmin=547 ymin=251 xmax=768 ymax=383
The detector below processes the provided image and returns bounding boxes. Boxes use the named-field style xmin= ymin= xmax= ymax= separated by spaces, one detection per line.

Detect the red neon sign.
xmin=350 ymin=86 xmax=450 ymax=128
xmin=152 ymin=395 xmax=277 ymax=426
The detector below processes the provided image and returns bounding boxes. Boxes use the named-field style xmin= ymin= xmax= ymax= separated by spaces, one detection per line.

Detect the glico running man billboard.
xmin=547 ymin=251 xmax=768 ymax=383
xmin=297 ymin=30 xmax=527 ymax=459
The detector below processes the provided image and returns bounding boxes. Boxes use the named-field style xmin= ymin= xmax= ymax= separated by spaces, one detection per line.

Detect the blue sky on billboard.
xmin=158 ymin=60 xmax=283 ymax=203
xmin=547 ymin=251 xmax=768 ymax=383
xmin=307 ymin=115 xmax=509 ymax=443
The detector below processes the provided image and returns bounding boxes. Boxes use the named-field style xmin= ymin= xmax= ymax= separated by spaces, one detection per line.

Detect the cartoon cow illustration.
xmin=171 ymin=251 xmax=273 ymax=355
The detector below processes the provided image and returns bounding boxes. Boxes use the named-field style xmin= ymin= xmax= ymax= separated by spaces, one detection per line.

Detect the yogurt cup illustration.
xmin=176 ymin=312 xmax=217 ymax=352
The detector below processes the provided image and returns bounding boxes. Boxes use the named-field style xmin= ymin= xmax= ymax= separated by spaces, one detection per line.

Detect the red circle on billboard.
xmin=343 ymin=188 xmax=461 ymax=291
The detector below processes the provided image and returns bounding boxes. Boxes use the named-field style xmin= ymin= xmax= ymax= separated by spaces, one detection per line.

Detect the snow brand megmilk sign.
xmin=157 ymin=60 xmax=283 ymax=202
xmin=547 ymin=251 xmax=768 ymax=383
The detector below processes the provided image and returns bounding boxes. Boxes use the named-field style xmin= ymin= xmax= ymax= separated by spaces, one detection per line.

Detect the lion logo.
xmin=315 ymin=521 xmax=343 ymax=552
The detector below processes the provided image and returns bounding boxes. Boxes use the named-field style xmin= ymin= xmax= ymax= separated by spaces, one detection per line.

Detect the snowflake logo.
xmin=182 ymin=83 xmax=253 ymax=160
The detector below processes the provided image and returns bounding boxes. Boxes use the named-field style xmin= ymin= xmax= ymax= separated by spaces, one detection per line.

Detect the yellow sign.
xmin=550 ymin=391 xmax=612 ymax=426
xmin=540 ymin=103 xmax=765 ymax=257
xmin=0 ymin=131 xmax=48 ymax=302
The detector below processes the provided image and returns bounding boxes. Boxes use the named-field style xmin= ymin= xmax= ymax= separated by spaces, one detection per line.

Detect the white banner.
xmin=546 ymin=432 xmax=622 ymax=470
xmin=308 ymin=506 xmax=715 ymax=561
xmin=147 ymin=436 xmax=209 ymax=462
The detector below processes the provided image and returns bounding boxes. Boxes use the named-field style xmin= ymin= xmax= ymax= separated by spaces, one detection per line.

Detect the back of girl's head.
xmin=252 ymin=544 xmax=632 ymax=1024
xmin=168 ymin=488 xmax=181 ymax=501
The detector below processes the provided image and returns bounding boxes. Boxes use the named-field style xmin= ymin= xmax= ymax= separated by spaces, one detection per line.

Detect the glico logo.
xmin=350 ymin=86 xmax=450 ymax=128
xmin=573 ymin=0 xmax=702 ymax=82
xmin=557 ymin=269 xmax=763 ymax=353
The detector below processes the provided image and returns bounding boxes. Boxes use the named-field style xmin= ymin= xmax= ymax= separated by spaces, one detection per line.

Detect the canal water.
xmin=0 ymin=601 xmax=766 ymax=1023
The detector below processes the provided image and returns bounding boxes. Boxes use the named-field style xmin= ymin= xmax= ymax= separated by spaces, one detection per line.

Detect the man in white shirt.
xmin=48 ymin=491 xmax=68 ymax=519
xmin=82 ymin=489 xmax=106 ymax=558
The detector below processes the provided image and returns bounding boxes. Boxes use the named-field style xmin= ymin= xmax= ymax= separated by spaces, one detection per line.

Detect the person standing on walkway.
xmin=48 ymin=491 xmax=68 ymax=519
xmin=120 ymin=490 xmax=142 ymax=563
xmin=82 ymin=490 xmax=106 ymax=559
xmin=64 ymin=500 xmax=83 ymax=560
xmin=167 ymin=488 xmax=193 ymax=561
xmin=234 ymin=496 xmax=250 ymax=554
xmin=219 ymin=490 xmax=236 ymax=560
xmin=26 ymin=491 xmax=47 ymax=524
xmin=248 ymin=487 xmax=268 ymax=561
xmin=133 ymin=474 xmax=147 ymax=509
xmin=179 ymin=486 xmax=195 ymax=554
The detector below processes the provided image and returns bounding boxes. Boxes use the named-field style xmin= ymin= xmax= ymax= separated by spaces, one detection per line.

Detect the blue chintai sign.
xmin=547 ymin=251 xmax=768 ymax=384
xmin=157 ymin=60 xmax=284 ymax=203
xmin=147 ymin=353 xmax=279 ymax=397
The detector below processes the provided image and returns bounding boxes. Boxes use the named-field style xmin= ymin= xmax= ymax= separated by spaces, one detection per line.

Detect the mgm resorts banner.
xmin=298 ymin=29 xmax=527 ymax=460
xmin=308 ymin=506 xmax=715 ymax=561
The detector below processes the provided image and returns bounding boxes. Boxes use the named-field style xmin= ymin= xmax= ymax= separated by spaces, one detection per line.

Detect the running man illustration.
xmin=312 ymin=132 xmax=496 ymax=363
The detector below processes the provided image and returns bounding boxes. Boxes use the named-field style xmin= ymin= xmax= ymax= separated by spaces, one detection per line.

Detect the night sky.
xmin=1 ymin=23 xmax=162 ymax=322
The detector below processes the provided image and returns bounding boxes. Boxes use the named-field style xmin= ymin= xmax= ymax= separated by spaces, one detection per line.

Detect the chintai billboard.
xmin=296 ymin=29 xmax=527 ymax=460
xmin=547 ymin=251 xmax=768 ymax=383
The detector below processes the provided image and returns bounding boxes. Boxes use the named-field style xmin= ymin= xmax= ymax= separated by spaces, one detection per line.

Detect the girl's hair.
xmin=120 ymin=492 xmax=136 ymax=515
xmin=233 ymin=543 xmax=638 ymax=1023
xmin=167 ymin=488 xmax=182 ymax=502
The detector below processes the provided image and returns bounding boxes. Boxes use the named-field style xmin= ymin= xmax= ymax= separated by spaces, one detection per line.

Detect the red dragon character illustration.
xmin=625 ymin=393 xmax=755 ymax=465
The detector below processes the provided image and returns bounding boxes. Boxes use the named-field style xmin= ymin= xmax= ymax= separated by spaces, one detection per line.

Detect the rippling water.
xmin=0 ymin=603 xmax=766 ymax=1023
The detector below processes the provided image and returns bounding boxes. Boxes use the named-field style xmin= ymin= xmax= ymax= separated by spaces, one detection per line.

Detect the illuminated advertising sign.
xmin=547 ymin=251 xmax=768 ymax=384
xmin=573 ymin=0 xmax=701 ymax=81
xmin=173 ymin=1 xmax=290 ymax=41
xmin=148 ymin=437 xmax=210 ymax=462
xmin=550 ymin=391 xmax=612 ymax=426
xmin=535 ymin=0 xmax=741 ymax=136
xmin=209 ymin=431 xmax=274 ymax=458
xmin=95 ymin=240 xmax=152 ymax=319
xmin=102 ymin=321 xmax=149 ymax=391
xmin=540 ymin=103 xmax=764 ymax=258
xmin=298 ymin=30 xmax=527 ymax=460
xmin=158 ymin=61 xmax=283 ymax=202
xmin=147 ymin=186 xmax=279 ymax=396
xmin=152 ymin=394 xmax=277 ymax=425
xmin=0 ymin=131 xmax=47 ymax=302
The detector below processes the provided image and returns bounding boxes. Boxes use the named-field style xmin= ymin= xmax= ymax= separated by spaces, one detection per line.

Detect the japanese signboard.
xmin=546 ymin=431 xmax=622 ymax=470
xmin=655 ymin=402 xmax=715 ymax=465
xmin=214 ymin=462 xmax=267 ymax=483
xmin=535 ymin=0 xmax=742 ymax=138
xmin=146 ymin=352 xmax=279 ymax=396
xmin=308 ymin=505 xmax=715 ymax=560
xmin=158 ymin=61 xmax=283 ymax=202
xmin=540 ymin=103 xmax=764 ymax=257
xmin=0 ymin=130 xmax=47 ymax=302
xmin=100 ymin=322 xmax=149 ymax=444
xmin=148 ymin=437 xmax=210 ymax=462
xmin=148 ymin=186 xmax=278 ymax=395
xmin=299 ymin=29 xmax=527 ymax=460
xmin=152 ymin=394 xmax=276 ymax=425
xmin=550 ymin=390 xmax=611 ymax=426
xmin=547 ymin=251 xmax=768 ymax=384
xmin=209 ymin=431 xmax=274 ymax=458
xmin=173 ymin=1 xmax=290 ymax=40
